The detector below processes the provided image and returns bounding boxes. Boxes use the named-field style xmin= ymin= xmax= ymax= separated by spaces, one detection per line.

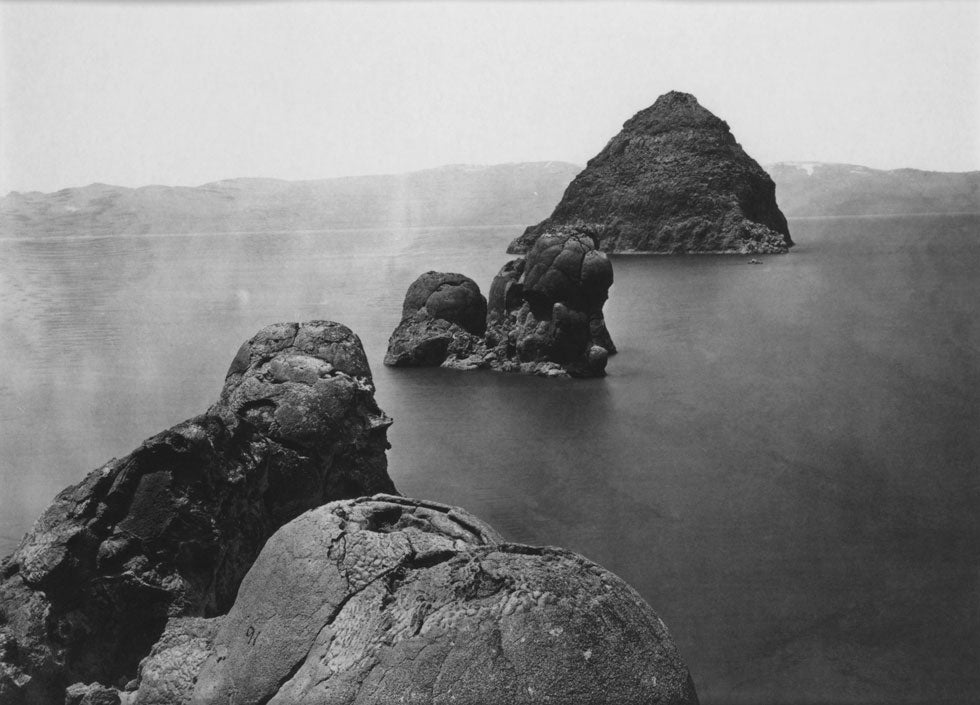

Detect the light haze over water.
xmin=1 ymin=216 xmax=977 ymax=702
xmin=2 ymin=1 xmax=977 ymax=194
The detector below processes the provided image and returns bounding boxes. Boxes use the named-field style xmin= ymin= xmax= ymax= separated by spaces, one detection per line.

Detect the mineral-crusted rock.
xmin=384 ymin=273 xmax=488 ymax=368
xmin=486 ymin=256 xmax=526 ymax=324
xmin=486 ymin=229 xmax=615 ymax=377
xmin=64 ymin=682 xmax=121 ymax=705
xmin=386 ymin=233 xmax=615 ymax=378
xmin=383 ymin=311 xmax=483 ymax=368
xmin=508 ymin=91 xmax=792 ymax=254
xmin=399 ymin=271 xmax=487 ymax=335
xmin=189 ymin=495 xmax=698 ymax=705
xmin=0 ymin=321 xmax=395 ymax=704
xmin=127 ymin=618 xmax=218 ymax=705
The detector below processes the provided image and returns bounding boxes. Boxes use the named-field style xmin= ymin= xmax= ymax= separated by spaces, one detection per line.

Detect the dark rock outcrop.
xmin=485 ymin=228 xmax=615 ymax=377
xmin=400 ymin=271 xmax=487 ymax=335
xmin=0 ymin=321 xmax=395 ymax=704
xmin=384 ymin=272 xmax=487 ymax=368
xmin=385 ymin=232 xmax=615 ymax=378
xmin=128 ymin=495 xmax=696 ymax=705
xmin=508 ymin=91 xmax=792 ymax=255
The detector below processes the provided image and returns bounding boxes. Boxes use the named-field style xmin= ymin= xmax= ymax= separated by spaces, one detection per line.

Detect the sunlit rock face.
xmin=508 ymin=91 xmax=792 ymax=255
xmin=0 ymin=321 xmax=395 ymax=705
xmin=181 ymin=495 xmax=698 ymax=705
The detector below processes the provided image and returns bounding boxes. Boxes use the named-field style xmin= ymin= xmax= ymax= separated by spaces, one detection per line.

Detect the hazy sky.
xmin=1 ymin=1 xmax=977 ymax=194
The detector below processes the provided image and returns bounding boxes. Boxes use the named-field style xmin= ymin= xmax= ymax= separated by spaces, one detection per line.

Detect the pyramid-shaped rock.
xmin=508 ymin=91 xmax=793 ymax=254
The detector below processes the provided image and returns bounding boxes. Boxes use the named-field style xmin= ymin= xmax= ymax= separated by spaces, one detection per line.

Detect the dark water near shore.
xmin=1 ymin=215 xmax=978 ymax=703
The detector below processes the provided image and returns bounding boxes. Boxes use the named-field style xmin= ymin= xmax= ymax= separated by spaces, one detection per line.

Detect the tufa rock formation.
xmin=118 ymin=495 xmax=697 ymax=705
xmin=385 ymin=92 xmax=794 ymax=376
xmin=0 ymin=321 xmax=699 ymax=703
xmin=508 ymin=91 xmax=792 ymax=255
xmin=126 ymin=617 xmax=218 ymax=705
xmin=485 ymin=228 xmax=615 ymax=376
xmin=0 ymin=321 xmax=395 ymax=704
xmin=399 ymin=271 xmax=488 ymax=335
xmin=385 ymin=231 xmax=615 ymax=378
xmin=384 ymin=272 xmax=487 ymax=368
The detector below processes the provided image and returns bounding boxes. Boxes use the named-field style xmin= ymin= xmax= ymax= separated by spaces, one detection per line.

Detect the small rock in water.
xmin=384 ymin=272 xmax=488 ymax=368
xmin=386 ymin=229 xmax=615 ymax=378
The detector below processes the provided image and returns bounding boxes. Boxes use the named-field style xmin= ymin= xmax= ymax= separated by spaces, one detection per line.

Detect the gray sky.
xmin=1 ymin=1 xmax=977 ymax=194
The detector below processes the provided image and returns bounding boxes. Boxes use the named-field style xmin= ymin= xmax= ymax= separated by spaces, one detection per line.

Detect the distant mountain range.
xmin=0 ymin=163 xmax=580 ymax=238
xmin=767 ymin=162 xmax=980 ymax=217
xmin=1 ymin=161 xmax=977 ymax=238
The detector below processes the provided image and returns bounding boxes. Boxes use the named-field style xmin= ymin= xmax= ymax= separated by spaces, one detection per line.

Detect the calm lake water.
xmin=1 ymin=216 xmax=977 ymax=703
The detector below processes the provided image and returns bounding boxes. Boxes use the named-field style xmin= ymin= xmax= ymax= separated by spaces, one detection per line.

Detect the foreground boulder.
xmin=121 ymin=495 xmax=697 ymax=705
xmin=0 ymin=321 xmax=395 ymax=704
xmin=508 ymin=91 xmax=792 ymax=254
xmin=385 ymin=233 xmax=615 ymax=378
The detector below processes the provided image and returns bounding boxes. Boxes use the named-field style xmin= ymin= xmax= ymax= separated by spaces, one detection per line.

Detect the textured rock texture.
xmin=508 ymin=91 xmax=792 ymax=255
xmin=485 ymin=229 xmax=615 ymax=377
xmin=0 ymin=321 xmax=395 ymax=704
xmin=188 ymin=495 xmax=698 ymax=705
xmin=385 ymin=234 xmax=615 ymax=378
xmin=64 ymin=682 xmax=121 ymax=705
xmin=127 ymin=618 xmax=218 ymax=705
xmin=399 ymin=271 xmax=488 ymax=336
xmin=384 ymin=272 xmax=487 ymax=368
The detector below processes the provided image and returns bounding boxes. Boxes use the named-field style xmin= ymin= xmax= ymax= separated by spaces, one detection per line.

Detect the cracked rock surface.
xmin=0 ymin=321 xmax=395 ymax=705
xmin=508 ymin=91 xmax=792 ymax=255
xmin=127 ymin=617 xmax=218 ymax=705
xmin=187 ymin=495 xmax=698 ymax=705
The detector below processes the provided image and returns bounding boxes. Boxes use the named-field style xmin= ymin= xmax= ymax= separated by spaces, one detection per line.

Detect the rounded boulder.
xmin=190 ymin=495 xmax=698 ymax=705
xmin=401 ymin=271 xmax=488 ymax=335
